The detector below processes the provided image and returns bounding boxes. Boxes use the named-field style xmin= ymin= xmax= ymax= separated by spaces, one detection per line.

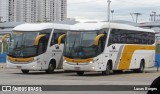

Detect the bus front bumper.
xmin=63 ymin=62 xmax=97 ymax=72
xmin=6 ymin=61 xmax=41 ymax=70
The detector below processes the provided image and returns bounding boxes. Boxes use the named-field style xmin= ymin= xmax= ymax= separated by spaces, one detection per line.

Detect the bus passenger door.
xmin=96 ymin=36 xmax=107 ymax=70
xmin=37 ymin=37 xmax=47 ymax=69
xmin=47 ymin=32 xmax=65 ymax=69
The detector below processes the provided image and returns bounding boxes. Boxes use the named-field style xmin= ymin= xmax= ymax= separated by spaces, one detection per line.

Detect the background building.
xmin=0 ymin=0 xmax=9 ymax=22
xmin=39 ymin=0 xmax=67 ymax=22
xmin=0 ymin=0 xmax=67 ymax=23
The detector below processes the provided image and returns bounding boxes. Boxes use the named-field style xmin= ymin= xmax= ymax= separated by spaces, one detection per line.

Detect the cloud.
xmin=67 ymin=0 xmax=160 ymax=22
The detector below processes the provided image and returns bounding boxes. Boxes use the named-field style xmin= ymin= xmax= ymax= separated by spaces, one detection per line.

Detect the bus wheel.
xmin=102 ymin=62 xmax=112 ymax=75
xmin=21 ymin=70 xmax=29 ymax=74
xmin=113 ymin=70 xmax=123 ymax=74
xmin=134 ymin=60 xmax=145 ymax=73
xmin=46 ymin=63 xmax=55 ymax=74
xmin=76 ymin=71 xmax=84 ymax=76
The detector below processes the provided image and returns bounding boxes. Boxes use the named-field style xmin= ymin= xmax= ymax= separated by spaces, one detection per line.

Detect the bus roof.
xmin=70 ymin=22 xmax=155 ymax=33
xmin=13 ymin=23 xmax=71 ymax=31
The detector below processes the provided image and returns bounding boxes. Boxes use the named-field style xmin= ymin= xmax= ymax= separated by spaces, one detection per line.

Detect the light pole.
xmin=107 ymin=0 xmax=111 ymax=22
xmin=134 ymin=13 xmax=141 ymax=23
xmin=111 ymin=10 xmax=114 ymax=21
xmin=150 ymin=14 xmax=154 ymax=21
xmin=130 ymin=13 xmax=134 ymax=22
xmin=152 ymin=12 xmax=156 ymax=21
xmin=130 ymin=13 xmax=141 ymax=23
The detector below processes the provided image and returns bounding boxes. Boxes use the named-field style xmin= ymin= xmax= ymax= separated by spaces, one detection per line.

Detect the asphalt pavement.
xmin=0 ymin=63 xmax=159 ymax=94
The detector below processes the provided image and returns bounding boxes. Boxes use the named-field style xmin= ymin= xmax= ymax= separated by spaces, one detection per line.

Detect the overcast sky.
xmin=67 ymin=0 xmax=160 ymax=22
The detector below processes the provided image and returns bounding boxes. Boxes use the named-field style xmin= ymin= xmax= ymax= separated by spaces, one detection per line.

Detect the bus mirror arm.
xmin=1 ymin=34 xmax=10 ymax=43
xmin=58 ymin=34 xmax=66 ymax=45
xmin=94 ymin=34 xmax=105 ymax=46
xmin=34 ymin=34 xmax=46 ymax=46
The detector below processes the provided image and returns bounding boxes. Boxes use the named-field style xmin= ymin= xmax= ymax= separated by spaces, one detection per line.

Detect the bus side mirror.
xmin=34 ymin=34 xmax=46 ymax=46
xmin=58 ymin=34 xmax=66 ymax=45
xmin=94 ymin=34 xmax=105 ymax=46
xmin=1 ymin=34 xmax=10 ymax=43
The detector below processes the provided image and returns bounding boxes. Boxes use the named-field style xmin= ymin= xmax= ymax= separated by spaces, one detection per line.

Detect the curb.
xmin=0 ymin=63 xmax=6 ymax=69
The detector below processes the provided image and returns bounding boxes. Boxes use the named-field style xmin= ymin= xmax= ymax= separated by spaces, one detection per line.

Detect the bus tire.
xmin=46 ymin=61 xmax=56 ymax=74
xmin=76 ymin=71 xmax=84 ymax=76
xmin=102 ymin=62 xmax=112 ymax=75
xmin=134 ymin=60 xmax=145 ymax=73
xmin=113 ymin=70 xmax=123 ymax=73
xmin=21 ymin=70 xmax=29 ymax=74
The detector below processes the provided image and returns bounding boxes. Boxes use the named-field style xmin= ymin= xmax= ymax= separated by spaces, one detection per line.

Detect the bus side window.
xmin=102 ymin=34 xmax=107 ymax=51
xmin=50 ymin=33 xmax=65 ymax=46
xmin=97 ymin=29 xmax=107 ymax=53
xmin=40 ymin=32 xmax=50 ymax=46
xmin=38 ymin=42 xmax=43 ymax=54
xmin=108 ymin=29 xmax=117 ymax=46
xmin=50 ymin=33 xmax=55 ymax=46
xmin=101 ymin=39 xmax=105 ymax=52
xmin=109 ymin=29 xmax=155 ymax=46
xmin=97 ymin=36 xmax=106 ymax=54
xmin=38 ymin=37 xmax=47 ymax=54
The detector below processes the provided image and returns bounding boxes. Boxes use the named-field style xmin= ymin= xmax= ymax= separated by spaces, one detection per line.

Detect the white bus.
xmin=4 ymin=23 xmax=69 ymax=73
xmin=62 ymin=22 xmax=155 ymax=76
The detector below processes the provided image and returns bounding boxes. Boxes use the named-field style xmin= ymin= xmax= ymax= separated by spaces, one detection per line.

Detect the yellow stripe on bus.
xmin=118 ymin=45 xmax=155 ymax=70
xmin=7 ymin=56 xmax=34 ymax=62
xmin=64 ymin=57 xmax=93 ymax=63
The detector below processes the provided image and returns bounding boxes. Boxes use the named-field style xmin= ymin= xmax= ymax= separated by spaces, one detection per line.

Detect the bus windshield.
xmin=8 ymin=31 xmax=39 ymax=58
xmin=64 ymin=31 xmax=99 ymax=59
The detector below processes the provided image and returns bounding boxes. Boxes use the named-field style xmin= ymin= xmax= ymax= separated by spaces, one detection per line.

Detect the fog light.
xmin=92 ymin=67 xmax=95 ymax=70
xmin=32 ymin=66 xmax=35 ymax=68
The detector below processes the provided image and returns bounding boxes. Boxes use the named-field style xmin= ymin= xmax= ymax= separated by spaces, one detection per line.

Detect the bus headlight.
xmin=89 ymin=61 xmax=93 ymax=64
xmin=64 ymin=60 xmax=67 ymax=63
xmin=28 ymin=58 xmax=38 ymax=63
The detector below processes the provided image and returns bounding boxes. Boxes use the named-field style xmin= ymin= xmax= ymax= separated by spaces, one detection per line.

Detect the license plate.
xmin=74 ymin=67 xmax=80 ymax=70
xmin=17 ymin=66 xmax=21 ymax=69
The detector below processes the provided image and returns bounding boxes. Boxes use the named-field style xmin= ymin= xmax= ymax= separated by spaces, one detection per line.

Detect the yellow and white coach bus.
xmin=3 ymin=23 xmax=70 ymax=74
xmin=62 ymin=22 xmax=155 ymax=76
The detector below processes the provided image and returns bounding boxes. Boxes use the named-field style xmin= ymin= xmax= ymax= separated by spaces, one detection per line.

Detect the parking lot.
xmin=0 ymin=65 xmax=160 ymax=94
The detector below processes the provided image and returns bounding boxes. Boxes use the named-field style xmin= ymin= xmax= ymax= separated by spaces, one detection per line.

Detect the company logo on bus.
xmin=109 ymin=45 xmax=118 ymax=52
xmin=112 ymin=46 xmax=116 ymax=50
xmin=55 ymin=45 xmax=59 ymax=49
